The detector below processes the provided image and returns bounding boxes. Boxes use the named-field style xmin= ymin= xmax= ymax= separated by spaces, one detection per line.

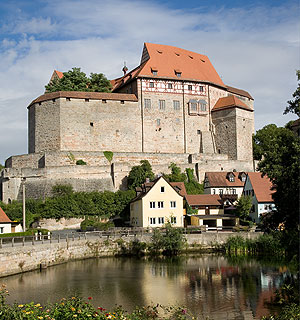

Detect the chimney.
xmin=122 ymin=61 xmax=128 ymax=75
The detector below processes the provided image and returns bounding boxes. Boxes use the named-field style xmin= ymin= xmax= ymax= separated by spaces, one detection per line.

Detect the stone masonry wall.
xmin=0 ymin=232 xmax=262 ymax=278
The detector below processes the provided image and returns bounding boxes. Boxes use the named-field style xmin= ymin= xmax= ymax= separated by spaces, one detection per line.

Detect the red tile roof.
xmin=247 ymin=172 xmax=274 ymax=203
xmin=226 ymin=85 xmax=253 ymax=100
xmin=205 ymin=172 xmax=246 ymax=187
xmin=170 ymin=182 xmax=187 ymax=196
xmin=28 ymin=91 xmax=138 ymax=108
xmin=0 ymin=207 xmax=12 ymax=223
xmin=186 ymin=194 xmax=222 ymax=206
xmin=54 ymin=70 xmax=64 ymax=79
xmin=113 ymin=43 xmax=226 ymax=91
xmin=212 ymin=95 xmax=253 ymax=112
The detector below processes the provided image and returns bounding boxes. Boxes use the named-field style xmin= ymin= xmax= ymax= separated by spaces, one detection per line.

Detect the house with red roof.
xmin=0 ymin=207 xmax=12 ymax=234
xmin=185 ymin=194 xmax=238 ymax=230
xmin=243 ymin=172 xmax=276 ymax=222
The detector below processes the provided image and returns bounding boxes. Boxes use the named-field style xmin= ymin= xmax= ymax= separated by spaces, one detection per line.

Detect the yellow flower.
xmin=38 ymin=317 xmax=44 ymax=319
xmin=73 ymin=315 xmax=77 ymax=318
xmin=18 ymin=304 xmax=24 ymax=308
xmin=26 ymin=312 xmax=31 ymax=315
xmin=35 ymin=303 xmax=41 ymax=307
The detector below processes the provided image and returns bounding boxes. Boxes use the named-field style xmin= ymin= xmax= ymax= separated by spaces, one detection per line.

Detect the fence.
xmin=0 ymin=226 xmax=253 ymax=249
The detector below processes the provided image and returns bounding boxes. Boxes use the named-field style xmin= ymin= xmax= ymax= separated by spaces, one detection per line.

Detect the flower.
xmin=181 ymin=308 xmax=187 ymax=314
xmin=35 ymin=303 xmax=41 ymax=307
xmin=73 ymin=315 xmax=77 ymax=318
xmin=88 ymin=296 xmax=92 ymax=300
xmin=18 ymin=304 xmax=24 ymax=308
xmin=71 ymin=307 xmax=76 ymax=312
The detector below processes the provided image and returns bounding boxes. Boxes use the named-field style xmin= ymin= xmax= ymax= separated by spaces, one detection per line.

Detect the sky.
xmin=0 ymin=0 xmax=299 ymax=165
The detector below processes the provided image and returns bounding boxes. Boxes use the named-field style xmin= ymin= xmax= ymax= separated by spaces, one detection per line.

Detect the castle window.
xmin=189 ymin=100 xmax=197 ymax=112
xmin=85 ymin=98 xmax=89 ymax=102
xmin=121 ymin=100 xmax=125 ymax=104
xmin=159 ymin=100 xmax=165 ymax=110
xmin=149 ymin=82 xmax=154 ymax=88
xmin=197 ymin=130 xmax=201 ymax=134
xmin=90 ymin=122 xmax=94 ymax=127
xmin=199 ymin=86 xmax=204 ymax=92
xmin=168 ymin=83 xmax=173 ymax=89
xmin=173 ymin=100 xmax=180 ymax=110
xmin=144 ymin=98 xmax=151 ymax=109
xmin=188 ymin=85 xmax=192 ymax=91
xmin=102 ymin=99 xmax=107 ymax=103
xmin=156 ymin=119 xmax=161 ymax=126
xmin=199 ymin=100 xmax=207 ymax=111
xmin=38 ymin=102 xmax=41 ymax=105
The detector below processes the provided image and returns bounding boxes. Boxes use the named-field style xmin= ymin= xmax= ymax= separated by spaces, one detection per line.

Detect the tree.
xmin=127 ymin=160 xmax=155 ymax=189
xmin=164 ymin=163 xmax=186 ymax=182
xmin=235 ymin=195 xmax=252 ymax=221
xmin=253 ymin=124 xmax=280 ymax=160
xmin=45 ymin=67 xmax=112 ymax=93
xmin=52 ymin=184 xmax=74 ymax=197
xmin=0 ymin=164 xmax=4 ymax=171
xmin=284 ymin=70 xmax=300 ymax=117
xmin=257 ymin=125 xmax=300 ymax=231
xmin=185 ymin=168 xmax=204 ymax=194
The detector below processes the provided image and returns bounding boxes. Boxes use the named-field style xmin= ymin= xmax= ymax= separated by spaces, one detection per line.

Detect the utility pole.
xmin=22 ymin=178 xmax=26 ymax=232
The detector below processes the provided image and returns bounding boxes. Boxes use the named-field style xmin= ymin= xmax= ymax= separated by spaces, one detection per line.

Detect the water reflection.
xmin=2 ymin=255 xmax=290 ymax=319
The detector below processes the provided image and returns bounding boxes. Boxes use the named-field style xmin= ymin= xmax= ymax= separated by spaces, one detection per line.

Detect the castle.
xmin=0 ymin=43 xmax=254 ymax=203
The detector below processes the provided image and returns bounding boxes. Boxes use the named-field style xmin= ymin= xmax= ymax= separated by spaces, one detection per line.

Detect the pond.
xmin=2 ymin=255 xmax=292 ymax=319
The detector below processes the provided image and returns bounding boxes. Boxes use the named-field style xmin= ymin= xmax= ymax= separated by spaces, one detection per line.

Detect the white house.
xmin=130 ymin=176 xmax=185 ymax=228
xmin=0 ymin=207 xmax=12 ymax=234
xmin=243 ymin=172 xmax=275 ymax=222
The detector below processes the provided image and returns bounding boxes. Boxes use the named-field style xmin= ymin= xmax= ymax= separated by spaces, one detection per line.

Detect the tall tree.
xmin=45 ymin=67 xmax=112 ymax=93
xmin=284 ymin=70 xmax=300 ymax=117
xmin=257 ymin=125 xmax=300 ymax=230
xmin=164 ymin=163 xmax=186 ymax=182
xmin=127 ymin=160 xmax=155 ymax=189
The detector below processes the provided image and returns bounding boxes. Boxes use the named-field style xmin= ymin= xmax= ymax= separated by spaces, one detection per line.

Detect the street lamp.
xmin=22 ymin=177 xmax=26 ymax=232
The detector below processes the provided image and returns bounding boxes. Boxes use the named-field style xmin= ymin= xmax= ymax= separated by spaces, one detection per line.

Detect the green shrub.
xmin=80 ymin=217 xmax=114 ymax=231
xmin=0 ymin=229 xmax=49 ymax=238
xmin=76 ymin=159 xmax=87 ymax=165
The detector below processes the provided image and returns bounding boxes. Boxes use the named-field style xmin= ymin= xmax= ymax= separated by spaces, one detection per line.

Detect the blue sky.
xmin=0 ymin=0 xmax=299 ymax=164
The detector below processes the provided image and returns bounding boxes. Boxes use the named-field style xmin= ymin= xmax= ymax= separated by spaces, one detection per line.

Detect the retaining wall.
xmin=0 ymin=232 xmax=262 ymax=278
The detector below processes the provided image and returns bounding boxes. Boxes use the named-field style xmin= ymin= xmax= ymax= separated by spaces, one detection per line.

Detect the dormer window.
xmin=239 ymin=172 xmax=247 ymax=182
xmin=228 ymin=173 xmax=235 ymax=182
xmin=174 ymin=69 xmax=181 ymax=77
xmin=199 ymin=100 xmax=207 ymax=112
xmin=151 ymin=67 xmax=158 ymax=75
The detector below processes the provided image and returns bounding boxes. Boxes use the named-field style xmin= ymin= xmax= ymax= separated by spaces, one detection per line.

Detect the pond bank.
xmin=0 ymin=232 xmax=262 ymax=278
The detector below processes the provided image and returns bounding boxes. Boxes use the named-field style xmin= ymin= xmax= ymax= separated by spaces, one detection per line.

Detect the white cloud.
xmin=0 ymin=0 xmax=298 ymax=164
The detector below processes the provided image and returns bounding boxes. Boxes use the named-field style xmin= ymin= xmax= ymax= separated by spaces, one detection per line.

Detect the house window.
xmin=168 ymin=83 xmax=172 ymax=89
xmin=150 ymin=217 xmax=156 ymax=225
xmin=233 ymin=189 xmax=236 ymax=194
xmin=229 ymin=176 xmax=235 ymax=182
xmin=213 ymin=189 xmax=216 ymax=194
xmin=121 ymin=100 xmax=124 ymax=104
xmin=188 ymin=85 xmax=192 ymax=91
xmin=199 ymin=86 xmax=204 ymax=92
xmin=0 ymin=227 xmax=3 ymax=234
xmin=175 ymin=71 xmax=181 ymax=77
xmin=161 ymin=186 xmax=165 ymax=193
xmin=159 ymin=100 xmax=165 ymax=110
xmin=85 ymin=98 xmax=89 ymax=102
xmin=173 ymin=100 xmax=180 ymax=110
xmin=158 ymin=201 xmax=164 ymax=208
xmin=219 ymin=189 xmax=223 ymax=195
xmin=150 ymin=201 xmax=155 ymax=209
xmin=144 ymin=98 xmax=151 ymax=109
xmin=152 ymin=70 xmax=157 ymax=75
xmin=171 ymin=217 xmax=177 ymax=224
xmin=156 ymin=119 xmax=161 ymax=126
xmin=170 ymin=201 xmax=176 ymax=208
xmin=149 ymin=82 xmax=154 ymax=88
xmin=158 ymin=217 xmax=164 ymax=224
xmin=241 ymin=175 xmax=246 ymax=182
xmin=102 ymin=99 xmax=107 ymax=103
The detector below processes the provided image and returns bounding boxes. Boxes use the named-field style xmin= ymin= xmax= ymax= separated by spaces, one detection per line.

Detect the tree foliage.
xmin=284 ymin=70 xmax=300 ymax=117
xmin=0 ymin=164 xmax=4 ymax=171
xmin=185 ymin=168 xmax=204 ymax=194
xmin=164 ymin=163 xmax=186 ymax=182
xmin=257 ymin=124 xmax=300 ymax=231
xmin=127 ymin=160 xmax=155 ymax=189
xmin=45 ymin=67 xmax=112 ymax=93
xmin=235 ymin=195 xmax=252 ymax=220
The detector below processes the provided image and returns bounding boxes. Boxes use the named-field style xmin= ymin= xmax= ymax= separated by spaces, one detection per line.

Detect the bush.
xmin=80 ymin=217 xmax=114 ymax=231
xmin=76 ymin=159 xmax=87 ymax=165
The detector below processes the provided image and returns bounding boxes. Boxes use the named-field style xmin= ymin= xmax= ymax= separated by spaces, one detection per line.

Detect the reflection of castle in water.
xmin=4 ymin=256 xmax=288 ymax=320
